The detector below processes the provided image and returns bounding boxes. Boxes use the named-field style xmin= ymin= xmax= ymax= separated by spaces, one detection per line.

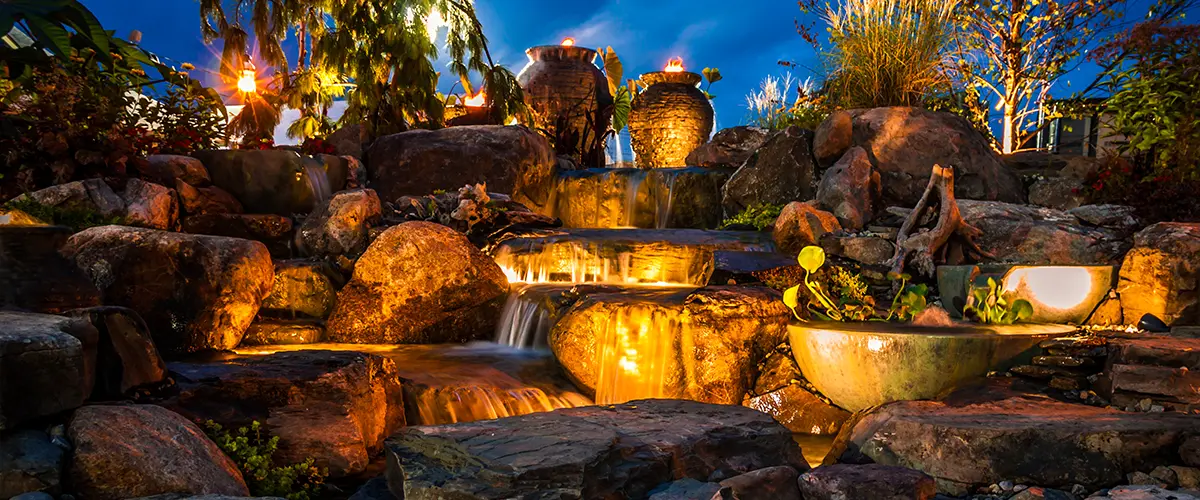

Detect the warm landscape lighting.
xmin=237 ymin=69 xmax=257 ymax=94
xmin=663 ymin=57 xmax=684 ymax=73
xmin=463 ymin=91 xmax=487 ymax=107
xmin=561 ymin=37 xmax=576 ymax=47
xmin=1001 ymin=266 xmax=1099 ymax=312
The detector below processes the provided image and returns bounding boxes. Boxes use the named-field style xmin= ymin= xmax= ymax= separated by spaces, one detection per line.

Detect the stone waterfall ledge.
xmin=541 ymin=167 xmax=733 ymax=229
xmin=384 ymin=399 xmax=807 ymax=500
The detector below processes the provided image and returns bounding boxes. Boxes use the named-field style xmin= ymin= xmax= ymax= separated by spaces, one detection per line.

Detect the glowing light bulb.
xmin=463 ymin=91 xmax=486 ymax=107
xmin=237 ymin=69 xmax=257 ymax=94
xmin=561 ymin=37 xmax=576 ymax=47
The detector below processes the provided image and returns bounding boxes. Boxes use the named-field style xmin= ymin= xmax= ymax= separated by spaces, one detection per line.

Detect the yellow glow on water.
xmin=594 ymin=306 xmax=679 ymax=404
xmin=1002 ymin=267 xmax=1096 ymax=311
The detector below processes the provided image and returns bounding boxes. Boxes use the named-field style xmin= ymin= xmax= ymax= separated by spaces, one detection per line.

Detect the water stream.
xmin=302 ymin=164 xmax=333 ymax=206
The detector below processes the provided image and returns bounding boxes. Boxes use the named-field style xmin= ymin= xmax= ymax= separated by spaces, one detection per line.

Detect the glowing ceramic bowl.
xmin=788 ymin=321 xmax=1076 ymax=411
xmin=937 ymin=265 xmax=1116 ymax=324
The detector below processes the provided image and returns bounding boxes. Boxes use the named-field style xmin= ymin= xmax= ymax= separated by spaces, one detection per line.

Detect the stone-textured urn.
xmin=517 ymin=45 xmax=613 ymax=168
xmin=629 ymin=71 xmax=714 ymax=168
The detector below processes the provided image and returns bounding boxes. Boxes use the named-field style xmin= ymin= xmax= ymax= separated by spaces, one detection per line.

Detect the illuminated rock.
xmin=1118 ymin=222 xmax=1200 ymax=326
xmin=550 ymin=286 xmax=789 ymax=405
xmin=719 ymin=466 xmax=802 ymax=500
xmin=140 ymin=154 xmax=211 ymax=186
xmin=68 ymin=405 xmax=248 ymax=500
xmin=295 ymin=188 xmax=381 ymax=257
xmin=365 ymin=126 xmax=556 ymax=205
xmin=62 ymin=226 xmax=273 ymax=355
xmin=959 ymin=200 xmax=1130 ymax=265
xmin=162 ymin=350 xmax=404 ymax=477
xmin=773 ymin=201 xmax=842 ymax=256
xmin=813 ymin=107 xmax=1026 ymax=206
xmin=686 ymin=126 xmax=772 ymax=168
xmin=327 ymin=222 xmax=508 ymax=344
xmin=0 ymin=312 xmax=94 ymax=430
xmin=743 ymin=382 xmax=850 ymax=436
xmin=192 ymin=149 xmax=344 ymax=215
xmin=816 ymin=146 xmax=880 ymax=229
xmin=833 ymin=395 xmax=1198 ymax=494
xmin=821 ymin=234 xmax=895 ymax=266
xmin=120 ymin=178 xmax=177 ymax=230
xmin=238 ymin=319 xmax=325 ymax=346
xmin=722 ymin=126 xmax=817 ymax=216
xmin=384 ymin=399 xmax=807 ymax=499
xmin=260 ymin=260 xmax=341 ymax=319
xmin=174 ymin=179 xmax=243 ymax=215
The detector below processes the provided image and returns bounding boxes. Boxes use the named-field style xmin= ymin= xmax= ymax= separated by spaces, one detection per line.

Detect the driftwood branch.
xmin=887 ymin=164 xmax=991 ymax=278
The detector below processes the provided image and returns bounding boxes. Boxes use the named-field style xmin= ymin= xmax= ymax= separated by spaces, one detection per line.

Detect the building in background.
xmin=1037 ymin=97 xmax=1128 ymax=157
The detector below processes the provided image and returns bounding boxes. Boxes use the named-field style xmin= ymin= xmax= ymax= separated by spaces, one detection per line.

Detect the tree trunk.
xmin=297 ymin=20 xmax=307 ymax=69
xmin=1002 ymin=98 xmax=1016 ymax=154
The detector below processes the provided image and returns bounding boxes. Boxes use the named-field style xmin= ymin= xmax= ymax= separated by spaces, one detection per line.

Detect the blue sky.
xmin=84 ymin=0 xmax=1194 ymax=132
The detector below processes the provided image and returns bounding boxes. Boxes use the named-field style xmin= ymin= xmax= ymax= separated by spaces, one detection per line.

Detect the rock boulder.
xmin=686 ymin=126 xmax=772 ymax=168
xmin=0 ymin=429 xmax=64 ymax=498
xmin=326 ymin=222 xmax=509 ymax=344
xmin=260 ymin=260 xmax=341 ymax=319
xmin=1118 ymin=222 xmax=1200 ymax=326
xmin=959 ymin=200 xmax=1130 ymax=265
xmin=191 ymin=149 xmax=342 ymax=215
xmin=384 ymin=399 xmax=807 ymax=499
xmin=62 ymin=226 xmax=274 ymax=355
xmin=68 ymin=404 xmax=248 ymax=500
xmin=721 ymin=126 xmax=816 ymax=215
xmin=295 ymin=189 xmax=381 ymax=258
xmin=0 ymin=225 xmax=101 ymax=313
xmin=162 ymin=350 xmax=405 ymax=477
xmin=0 ymin=312 xmax=95 ymax=429
xmin=772 ymin=201 xmax=842 ymax=256
xmin=797 ymin=464 xmax=936 ymax=500
xmin=63 ymin=307 xmax=167 ymax=398
xmin=816 ymin=146 xmax=880 ymax=229
xmin=140 ymin=155 xmax=210 ymax=186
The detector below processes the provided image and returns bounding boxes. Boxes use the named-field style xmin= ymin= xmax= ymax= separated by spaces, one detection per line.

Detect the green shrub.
xmin=783 ymin=246 xmax=928 ymax=322
xmin=202 ymin=421 xmax=325 ymax=500
xmin=720 ymin=203 xmax=785 ymax=231
xmin=3 ymin=197 xmax=123 ymax=231
xmin=743 ymin=74 xmax=828 ymax=130
xmin=821 ymin=0 xmax=957 ymax=108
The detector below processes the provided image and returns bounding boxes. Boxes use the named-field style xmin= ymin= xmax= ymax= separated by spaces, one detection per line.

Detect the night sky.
xmin=84 ymin=0 xmax=1195 ymax=135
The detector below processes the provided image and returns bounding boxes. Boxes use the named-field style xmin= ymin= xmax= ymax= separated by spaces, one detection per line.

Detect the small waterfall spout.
xmin=594 ymin=303 xmax=682 ymax=404
xmin=495 ymin=284 xmax=564 ymax=348
xmin=302 ymin=164 xmax=333 ymax=205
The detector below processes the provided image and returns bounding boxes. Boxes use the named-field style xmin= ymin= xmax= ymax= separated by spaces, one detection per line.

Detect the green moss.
xmin=719 ymin=203 xmax=784 ymax=231
xmin=4 ymin=197 xmax=124 ymax=231
xmin=202 ymin=420 xmax=326 ymax=500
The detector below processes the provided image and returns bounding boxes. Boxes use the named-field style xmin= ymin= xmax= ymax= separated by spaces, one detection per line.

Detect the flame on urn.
xmin=663 ymin=57 xmax=684 ymax=73
xmin=561 ymin=37 xmax=576 ymax=47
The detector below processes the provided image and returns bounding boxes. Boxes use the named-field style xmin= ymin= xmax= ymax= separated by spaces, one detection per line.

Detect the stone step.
xmin=1110 ymin=364 xmax=1200 ymax=403
xmin=831 ymin=394 xmax=1198 ymax=495
xmin=1108 ymin=337 xmax=1200 ymax=370
xmin=384 ymin=399 xmax=807 ymax=500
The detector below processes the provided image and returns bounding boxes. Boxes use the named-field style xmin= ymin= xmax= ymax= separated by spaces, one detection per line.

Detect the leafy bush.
xmin=783 ymin=246 xmax=928 ymax=322
xmin=202 ymin=421 xmax=325 ymax=500
xmin=821 ymin=0 xmax=956 ymax=108
xmin=962 ymin=277 xmax=1033 ymax=325
xmin=719 ymin=203 xmax=784 ymax=230
xmin=4 ymin=197 xmax=123 ymax=230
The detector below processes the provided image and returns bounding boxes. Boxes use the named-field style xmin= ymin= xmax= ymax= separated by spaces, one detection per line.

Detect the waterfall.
xmin=653 ymin=170 xmax=680 ymax=229
xmin=594 ymin=303 xmax=683 ymax=404
xmin=624 ymin=169 xmax=647 ymax=228
xmin=303 ymin=164 xmax=333 ymax=205
xmin=495 ymin=284 xmax=559 ymax=348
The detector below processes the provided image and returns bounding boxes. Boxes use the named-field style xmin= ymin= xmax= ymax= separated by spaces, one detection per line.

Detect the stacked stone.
xmin=1098 ymin=337 xmax=1200 ymax=413
xmin=1010 ymin=336 xmax=1109 ymax=394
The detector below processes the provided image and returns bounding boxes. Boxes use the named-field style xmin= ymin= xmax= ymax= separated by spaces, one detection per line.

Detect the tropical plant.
xmin=0 ymin=0 xmax=116 ymax=82
xmin=962 ymin=277 xmax=1033 ymax=324
xmin=719 ymin=204 xmax=784 ymax=230
xmin=820 ymin=0 xmax=958 ymax=109
xmin=783 ymin=246 xmax=928 ymax=322
xmin=951 ymin=0 xmax=1196 ymax=153
xmin=228 ymin=93 xmax=283 ymax=148
xmin=599 ymin=46 xmax=632 ymax=135
xmin=701 ymin=67 xmax=722 ymax=99
xmin=201 ymin=0 xmax=527 ymax=137
xmin=203 ymin=421 xmax=325 ymax=500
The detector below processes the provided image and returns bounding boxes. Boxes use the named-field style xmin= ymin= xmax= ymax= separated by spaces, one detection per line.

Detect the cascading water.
xmin=543 ymin=167 xmax=725 ymax=229
xmin=651 ymin=170 xmax=679 ymax=229
xmin=593 ymin=303 xmax=683 ymax=404
xmin=495 ymin=284 xmax=565 ymax=348
xmin=302 ymin=164 xmax=333 ymax=205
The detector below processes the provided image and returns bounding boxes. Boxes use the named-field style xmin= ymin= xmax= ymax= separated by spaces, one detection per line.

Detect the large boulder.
xmin=1029 ymin=176 xmax=1091 ymax=210
xmin=179 ymin=214 xmax=294 ymax=256
xmin=832 ymin=394 xmax=1199 ymax=494
xmin=191 ymin=149 xmax=345 ymax=215
xmin=686 ymin=126 xmax=772 ymax=168
xmin=120 ymin=178 xmax=178 ymax=230
xmin=62 ymin=226 xmax=274 ymax=355
xmin=365 ymin=125 xmax=556 ymax=206
xmin=14 ymin=179 xmax=124 ymax=219
xmin=384 ymin=399 xmax=808 ymax=499
xmin=0 ymin=312 xmax=95 ymax=430
xmin=326 ymin=222 xmax=509 ymax=344
xmin=959 ymin=200 xmax=1130 ymax=265
xmin=162 ymin=350 xmax=405 ymax=477
xmin=327 ymin=124 xmax=366 ymax=159
xmin=550 ymin=286 xmax=789 ymax=405
xmin=0 ymin=430 xmax=64 ymax=498
xmin=140 ymin=154 xmax=211 ymax=186
xmin=773 ymin=201 xmax=842 ymax=256
xmin=63 ymin=306 xmax=167 ymax=399
xmin=813 ymin=108 xmax=1025 ymax=207
xmin=68 ymin=404 xmax=248 ymax=500
xmin=295 ymin=188 xmax=381 ymax=257
xmin=721 ymin=126 xmax=817 ymax=216
xmin=0 ymin=225 xmax=101 ymax=313
xmin=175 ymin=179 xmax=243 ymax=215
xmin=744 ymin=382 xmax=850 ymax=436
xmin=1118 ymin=223 xmax=1200 ymax=326
xmin=816 ymin=146 xmax=880 ymax=229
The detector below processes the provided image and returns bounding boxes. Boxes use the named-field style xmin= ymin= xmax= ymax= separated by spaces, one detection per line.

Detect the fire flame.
xmin=463 ymin=91 xmax=486 ymax=107
xmin=236 ymin=69 xmax=257 ymax=94
xmin=663 ymin=57 xmax=684 ymax=73
xmin=561 ymin=37 xmax=576 ymax=47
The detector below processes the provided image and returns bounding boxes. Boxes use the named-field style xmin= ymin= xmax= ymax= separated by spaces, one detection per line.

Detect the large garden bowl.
xmin=788 ymin=321 xmax=1076 ymax=411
